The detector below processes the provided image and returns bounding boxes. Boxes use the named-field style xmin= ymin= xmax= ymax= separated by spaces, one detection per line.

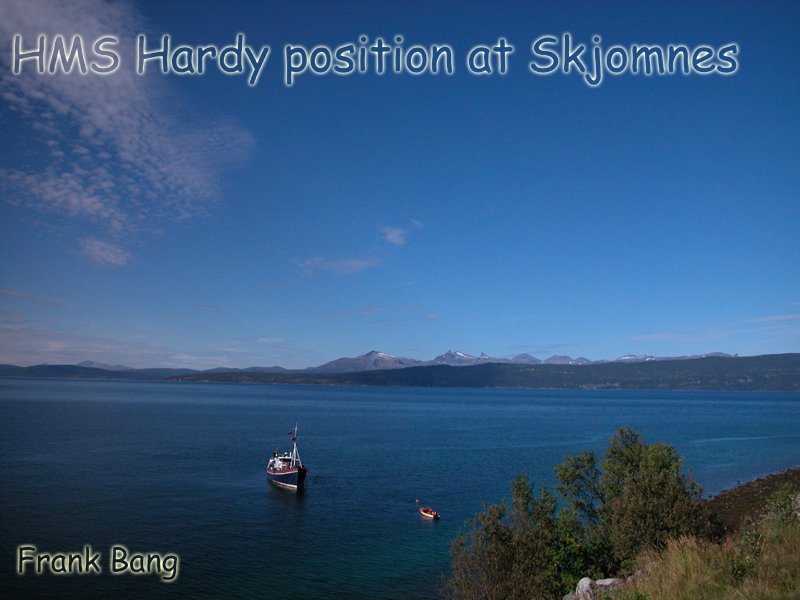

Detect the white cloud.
xmin=0 ymin=0 xmax=253 ymax=265
xmin=4 ymin=168 xmax=127 ymax=229
xmin=80 ymin=237 xmax=130 ymax=266
xmin=381 ymin=226 xmax=409 ymax=246
xmin=380 ymin=220 xmax=422 ymax=246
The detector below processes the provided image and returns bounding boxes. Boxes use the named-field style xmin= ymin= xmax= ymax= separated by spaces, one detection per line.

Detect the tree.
xmin=598 ymin=428 xmax=705 ymax=570
xmin=555 ymin=427 xmax=706 ymax=573
xmin=554 ymin=449 xmax=613 ymax=577
xmin=446 ymin=428 xmax=709 ymax=599
xmin=446 ymin=475 xmax=572 ymax=600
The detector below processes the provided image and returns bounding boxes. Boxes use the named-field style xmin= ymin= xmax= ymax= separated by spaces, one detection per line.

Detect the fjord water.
xmin=1 ymin=380 xmax=798 ymax=599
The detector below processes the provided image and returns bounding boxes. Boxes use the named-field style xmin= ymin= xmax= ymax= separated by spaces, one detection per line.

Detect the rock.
xmin=573 ymin=576 xmax=624 ymax=599
xmin=562 ymin=594 xmax=576 ymax=600
xmin=596 ymin=578 xmax=624 ymax=593
xmin=574 ymin=577 xmax=598 ymax=600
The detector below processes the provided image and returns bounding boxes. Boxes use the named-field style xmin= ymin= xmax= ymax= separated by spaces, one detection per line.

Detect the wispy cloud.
xmin=747 ymin=314 xmax=800 ymax=323
xmin=381 ymin=226 xmax=409 ymax=246
xmin=0 ymin=325 xmax=277 ymax=369
xmin=229 ymin=334 xmax=322 ymax=368
xmin=0 ymin=325 xmax=166 ymax=367
xmin=322 ymin=306 xmax=390 ymax=319
xmin=0 ymin=0 xmax=253 ymax=265
xmin=297 ymin=256 xmax=379 ymax=275
xmin=0 ymin=288 xmax=64 ymax=307
xmin=632 ymin=314 xmax=800 ymax=347
xmin=380 ymin=220 xmax=423 ymax=246
xmin=80 ymin=237 xmax=130 ymax=266
xmin=630 ymin=330 xmax=747 ymax=343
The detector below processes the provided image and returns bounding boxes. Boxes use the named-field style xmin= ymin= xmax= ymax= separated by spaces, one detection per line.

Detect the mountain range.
xmin=1 ymin=352 xmax=797 ymax=391
xmin=68 ymin=350 xmax=734 ymax=374
xmin=59 ymin=349 xmax=740 ymax=373
xmin=302 ymin=349 xmax=733 ymax=372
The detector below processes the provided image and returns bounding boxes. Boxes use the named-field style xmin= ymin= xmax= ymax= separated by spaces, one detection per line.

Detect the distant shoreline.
xmin=706 ymin=467 xmax=800 ymax=531
xmin=2 ymin=353 xmax=799 ymax=391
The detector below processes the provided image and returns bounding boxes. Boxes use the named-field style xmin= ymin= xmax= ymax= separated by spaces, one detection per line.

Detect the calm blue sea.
xmin=1 ymin=379 xmax=798 ymax=598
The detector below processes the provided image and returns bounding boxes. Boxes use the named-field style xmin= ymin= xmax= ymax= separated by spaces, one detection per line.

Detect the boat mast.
xmin=291 ymin=423 xmax=301 ymax=467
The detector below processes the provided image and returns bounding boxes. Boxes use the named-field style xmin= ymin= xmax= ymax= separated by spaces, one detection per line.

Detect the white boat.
xmin=266 ymin=424 xmax=308 ymax=491
xmin=419 ymin=506 xmax=440 ymax=519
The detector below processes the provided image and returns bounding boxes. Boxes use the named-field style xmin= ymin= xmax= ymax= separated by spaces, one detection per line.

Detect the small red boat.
xmin=419 ymin=507 xmax=440 ymax=520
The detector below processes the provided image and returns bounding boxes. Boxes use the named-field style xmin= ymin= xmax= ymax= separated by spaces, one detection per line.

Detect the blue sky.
xmin=0 ymin=0 xmax=798 ymax=369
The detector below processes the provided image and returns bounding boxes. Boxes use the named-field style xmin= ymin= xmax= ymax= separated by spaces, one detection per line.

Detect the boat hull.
xmin=267 ymin=466 xmax=307 ymax=491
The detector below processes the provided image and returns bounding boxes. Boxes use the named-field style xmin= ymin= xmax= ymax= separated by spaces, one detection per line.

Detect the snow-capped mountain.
xmin=434 ymin=350 xmax=484 ymax=366
xmin=611 ymin=352 xmax=732 ymax=363
xmin=309 ymin=350 xmax=732 ymax=373
xmin=309 ymin=350 xmax=425 ymax=373
xmin=77 ymin=360 xmax=134 ymax=371
xmin=72 ymin=351 xmax=735 ymax=377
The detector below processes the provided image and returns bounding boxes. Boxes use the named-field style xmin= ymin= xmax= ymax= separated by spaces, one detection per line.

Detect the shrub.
xmin=553 ymin=427 xmax=707 ymax=573
xmin=445 ymin=475 xmax=575 ymax=600
xmin=600 ymin=432 xmax=705 ymax=570
xmin=446 ymin=428 xmax=708 ymax=599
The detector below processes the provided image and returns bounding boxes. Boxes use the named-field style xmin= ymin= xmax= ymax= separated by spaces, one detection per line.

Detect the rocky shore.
xmin=704 ymin=467 xmax=800 ymax=531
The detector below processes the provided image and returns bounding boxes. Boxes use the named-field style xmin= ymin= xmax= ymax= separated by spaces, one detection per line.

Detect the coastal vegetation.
xmin=614 ymin=483 xmax=800 ymax=600
xmin=444 ymin=429 xmax=800 ymax=600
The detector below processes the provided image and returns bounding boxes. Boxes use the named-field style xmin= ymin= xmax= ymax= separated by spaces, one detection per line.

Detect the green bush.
xmin=601 ymin=431 xmax=706 ymax=570
xmin=445 ymin=475 xmax=574 ymax=600
xmin=446 ymin=428 xmax=708 ymax=599
xmin=728 ymin=518 xmax=762 ymax=581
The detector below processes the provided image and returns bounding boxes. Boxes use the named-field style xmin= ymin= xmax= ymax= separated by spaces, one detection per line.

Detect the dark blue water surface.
xmin=1 ymin=379 xmax=798 ymax=598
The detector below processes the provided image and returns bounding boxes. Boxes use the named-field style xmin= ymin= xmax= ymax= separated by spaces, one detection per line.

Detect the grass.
xmin=608 ymin=477 xmax=800 ymax=600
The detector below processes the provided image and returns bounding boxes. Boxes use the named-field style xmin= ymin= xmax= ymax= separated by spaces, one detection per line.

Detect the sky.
xmin=0 ymin=0 xmax=798 ymax=369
